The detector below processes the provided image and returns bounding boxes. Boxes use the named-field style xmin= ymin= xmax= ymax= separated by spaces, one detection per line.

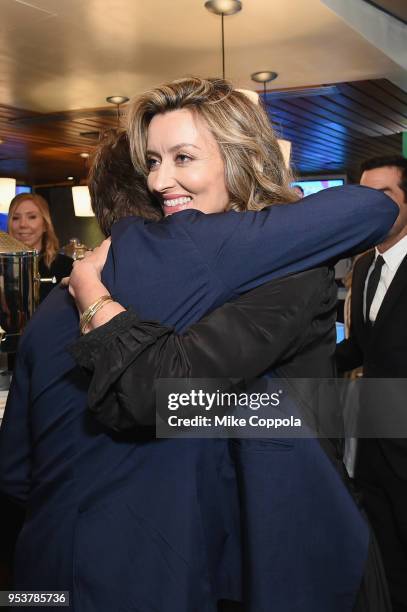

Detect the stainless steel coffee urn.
xmin=0 ymin=231 xmax=39 ymax=362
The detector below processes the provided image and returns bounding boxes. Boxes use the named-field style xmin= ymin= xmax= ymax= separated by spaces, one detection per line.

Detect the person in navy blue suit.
xmin=0 ymin=79 xmax=397 ymax=612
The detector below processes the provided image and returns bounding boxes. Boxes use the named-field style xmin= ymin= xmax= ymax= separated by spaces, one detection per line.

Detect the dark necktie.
xmin=365 ymin=255 xmax=385 ymax=324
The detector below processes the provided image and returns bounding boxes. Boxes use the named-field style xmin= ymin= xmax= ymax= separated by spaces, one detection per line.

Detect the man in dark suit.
xmin=336 ymin=155 xmax=407 ymax=612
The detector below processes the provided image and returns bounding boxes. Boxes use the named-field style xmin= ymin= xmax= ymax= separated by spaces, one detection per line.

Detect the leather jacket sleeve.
xmin=70 ymin=268 xmax=336 ymax=431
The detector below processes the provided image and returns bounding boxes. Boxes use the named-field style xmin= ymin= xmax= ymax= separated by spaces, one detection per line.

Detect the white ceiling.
xmin=0 ymin=0 xmax=405 ymax=113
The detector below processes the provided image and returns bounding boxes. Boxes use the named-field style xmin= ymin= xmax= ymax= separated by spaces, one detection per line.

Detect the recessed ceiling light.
xmin=67 ymin=176 xmax=74 ymax=180
xmin=79 ymin=152 xmax=90 ymax=159
xmin=106 ymin=96 xmax=129 ymax=105
xmin=204 ymin=0 xmax=242 ymax=16
xmin=251 ymin=71 xmax=278 ymax=83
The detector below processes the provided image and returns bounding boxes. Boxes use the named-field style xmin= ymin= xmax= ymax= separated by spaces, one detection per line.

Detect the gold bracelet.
xmin=79 ymin=295 xmax=113 ymax=335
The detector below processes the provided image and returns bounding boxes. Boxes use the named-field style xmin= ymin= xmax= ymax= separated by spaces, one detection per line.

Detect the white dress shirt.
xmin=363 ymin=234 xmax=407 ymax=323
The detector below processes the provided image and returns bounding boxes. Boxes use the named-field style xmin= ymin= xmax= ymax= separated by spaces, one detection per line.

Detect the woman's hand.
xmin=61 ymin=237 xmax=125 ymax=331
xmin=60 ymin=238 xmax=111 ymax=290
xmin=81 ymin=238 xmax=111 ymax=277
xmin=68 ymin=259 xmax=107 ymax=313
xmin=67 ymin=238 xmax=110 ymax=311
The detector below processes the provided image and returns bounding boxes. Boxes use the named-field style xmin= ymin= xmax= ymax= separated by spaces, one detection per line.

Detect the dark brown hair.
xmin=88 ymin=130 xmax=163 ymax=236
xmin=360 ymin=155 xmax=407 ymax=202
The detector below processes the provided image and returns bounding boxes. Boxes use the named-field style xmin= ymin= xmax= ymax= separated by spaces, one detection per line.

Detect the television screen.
xmin=336 ymin=322 xmax=345 ymax=344
xmin=0 ymin=213 xmax=8 ymax=231
xmin=15 ymin=185 xmax=32 ymax=195
xmin=292 ymin=178 xmax=345 ymax=197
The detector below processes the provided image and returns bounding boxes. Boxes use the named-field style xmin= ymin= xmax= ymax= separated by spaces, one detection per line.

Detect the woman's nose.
xmin=150 ymin=160 xmax=176 ymax=193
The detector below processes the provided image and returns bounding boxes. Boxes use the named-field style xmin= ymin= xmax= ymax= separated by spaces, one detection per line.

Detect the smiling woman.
xmin=9 ymin=196 xmax=47 ymax=252
xmin=129 ymin=77 xmax=297 ymax=214
xmin=8 ymin=194 xmax=72 ymax=302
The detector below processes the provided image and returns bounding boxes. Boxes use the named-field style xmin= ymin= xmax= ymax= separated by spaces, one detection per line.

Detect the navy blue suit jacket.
xmin=0 ymin=186 xmax=397 ymax=612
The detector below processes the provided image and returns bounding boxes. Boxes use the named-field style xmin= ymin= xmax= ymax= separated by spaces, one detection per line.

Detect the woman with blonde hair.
xmin=8 ymin=193 xmax=72 ymax=301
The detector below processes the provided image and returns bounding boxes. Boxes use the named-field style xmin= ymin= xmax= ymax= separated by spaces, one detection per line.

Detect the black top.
xmin=38 ymin=253 xmax=73 ymax=303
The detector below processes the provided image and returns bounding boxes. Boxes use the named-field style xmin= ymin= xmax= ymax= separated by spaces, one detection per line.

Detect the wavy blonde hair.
xmin=127 ymin=77 xmax=297 ymax=211
xmin=8 ymin=193 xmax=59 ymax=267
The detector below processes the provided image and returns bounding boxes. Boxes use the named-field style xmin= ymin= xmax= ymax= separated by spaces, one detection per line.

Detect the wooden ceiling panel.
xmin=0 ymin=102 xmax=125 ymax=183
xmin=0 ymin=78 xmax=406 ymax=184
xmin=337 ymin=83 xmax=407 ymax=125
xmin=272 ymin=111 xmax=388 ymax=157
xmin=270 ymin=106 xmax=399 ymax=159
xmin=264 ymin=78 xmax=406 ymax=177
xmin=374 ymin=80 xmax=407 ymax=106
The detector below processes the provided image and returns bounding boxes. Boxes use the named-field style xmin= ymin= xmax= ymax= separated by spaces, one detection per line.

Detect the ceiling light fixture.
xmin=251 ymin=71 xmax=291 ymax=168
xmin=106 ymin=95 xmax=129 ymax=105
xmin=106 ymin=95 xmax=130 ymax=126
xmin=72 ymin=151 xmax=94 ymax=217
xmin=251 ymin=71 xmax=278 ymax=98
xmin=204 ymin=0 xmax=242 ymax=79
xmin=0 ymin=177 xmax=16 ymax=213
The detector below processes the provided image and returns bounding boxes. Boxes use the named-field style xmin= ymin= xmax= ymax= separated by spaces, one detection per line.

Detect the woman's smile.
xmin=162 ymin=194 xmax=193 ymax=216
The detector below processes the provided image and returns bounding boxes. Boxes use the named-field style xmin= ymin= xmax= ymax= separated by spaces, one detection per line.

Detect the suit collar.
xmin=376 ymin=234 xmax=407 ymax=273
xmin=352 ymin=251 xmax=374 ymax=333
xmin=374 ymin=253 xmax=407 ymax=330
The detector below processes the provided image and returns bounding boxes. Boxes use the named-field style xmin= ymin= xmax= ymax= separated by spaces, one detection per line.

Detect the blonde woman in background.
xmin=8 ymin=194 xmax=72 ymax=302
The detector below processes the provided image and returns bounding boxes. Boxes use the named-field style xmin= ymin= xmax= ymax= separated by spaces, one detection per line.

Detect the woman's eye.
xmin=176 ymin=154 xmax=192 ymax=164
xmin=146 ymin=158 xmax=159 ymax=170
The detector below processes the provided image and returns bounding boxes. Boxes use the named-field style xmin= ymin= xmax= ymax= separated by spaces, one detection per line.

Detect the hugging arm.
xmin=71 ymin=268 xmax=335 ymax=431
xmin=69 ymin=186 xmax=394 ymax=431
xmin=179 ymin=185 xmax=398 ymax=293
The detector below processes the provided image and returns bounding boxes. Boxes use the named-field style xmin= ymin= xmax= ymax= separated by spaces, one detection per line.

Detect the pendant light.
xmin=106 ymin=95 xmax=130 ymax=128
xmin=72 ymin=185 xmax=94 ymax=217
xmin=72 ymin=153 xmax=94 ymax=217
xmin=204 ymin=0 xmax=242 ymax=79
xmin=251 ymin=72 xmax=292 ymax=168
xmin=0 ymin=178 xmax=16 ymax=214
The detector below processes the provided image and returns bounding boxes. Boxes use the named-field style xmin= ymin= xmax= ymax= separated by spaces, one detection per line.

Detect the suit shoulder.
xmin=355 ymin=250 xmax=374 ymax=266
xmin=19 ymin=288 xmax=78 ymax=360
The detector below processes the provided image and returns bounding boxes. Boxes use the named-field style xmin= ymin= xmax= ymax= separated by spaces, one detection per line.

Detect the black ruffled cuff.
xmin=69 ymin=309 xmax=172 ymax=372
xmin=69 ymin=310 xmax=140 ymax=370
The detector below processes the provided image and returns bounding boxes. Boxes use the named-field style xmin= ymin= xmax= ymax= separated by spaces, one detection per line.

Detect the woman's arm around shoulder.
xmin=177 ymin=185 xmax=398 ymax=294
